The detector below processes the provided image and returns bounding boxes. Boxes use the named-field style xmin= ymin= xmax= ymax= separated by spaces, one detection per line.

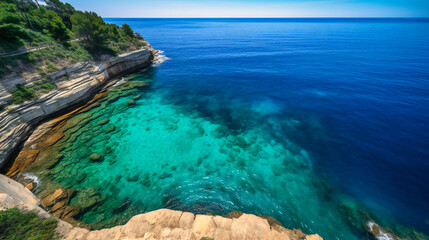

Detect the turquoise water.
xmin=32 ymin=18 xmax=429 ymax=239
xmin=47 ymin=74 xmax=361 ymax=238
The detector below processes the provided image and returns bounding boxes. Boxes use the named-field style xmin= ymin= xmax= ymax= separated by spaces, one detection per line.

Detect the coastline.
xmin=0 ymin=175 xmax=323 ymax=240
xmin=0 ymin=45 xmax=325 ymax=239
xmin=0 ymin=45 xmax=155 ymax=170
xmin=0 ymin=42 xmax=413 ymax=240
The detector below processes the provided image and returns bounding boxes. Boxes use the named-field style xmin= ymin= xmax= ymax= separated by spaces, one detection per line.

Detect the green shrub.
xmin=0 ymin=208 xmax=58 ymax=240
xmin=0 ymin=23 xmax=30 ymax=41
xmin=122 ymin=23 xmax=134 ymax=38
xmin=10 ymin=84 xmax=37 ymax=104
xmin=40 ymin=83 xmax=56 ymax=93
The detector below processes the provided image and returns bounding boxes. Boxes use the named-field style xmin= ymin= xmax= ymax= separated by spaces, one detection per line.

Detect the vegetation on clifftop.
xmin=0 ymin=0 xmax=147 ymax=77
xmin=0 ymin=208 xmax=58 ymax=240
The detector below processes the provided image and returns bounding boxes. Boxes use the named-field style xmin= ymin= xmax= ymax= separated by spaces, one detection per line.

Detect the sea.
xmin=43 ymin=18 xmax=429 ymax=239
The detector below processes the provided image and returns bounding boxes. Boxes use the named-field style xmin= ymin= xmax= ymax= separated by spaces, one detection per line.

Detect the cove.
xmin=15 ymin=18 xmax=429 ymax=240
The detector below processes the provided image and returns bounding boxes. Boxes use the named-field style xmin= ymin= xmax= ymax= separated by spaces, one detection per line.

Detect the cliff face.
xmin=0 ymin=48 xmax=154 ymax=170
xmin=0 ymin=174 xmax=322 ymax=240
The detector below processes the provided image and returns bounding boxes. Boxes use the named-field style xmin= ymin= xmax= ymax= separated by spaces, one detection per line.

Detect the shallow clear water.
xmin=35 ymin=19 xmax=429 ymax=239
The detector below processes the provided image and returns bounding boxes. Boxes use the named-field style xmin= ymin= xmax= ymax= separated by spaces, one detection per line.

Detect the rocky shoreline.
xmin=0 ymin=46 xmax=155 ymax=170
xmin=0 ymin=174 xmax=323 ymax=240
xmin=0 ymin=44 xmax=412 ymax=240
xmin=0 ymin=45 xmax=326 ymax=239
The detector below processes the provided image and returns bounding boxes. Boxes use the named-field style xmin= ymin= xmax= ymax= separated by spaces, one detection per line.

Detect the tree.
xmin=108 ymin=23 xmax=120 ymax=40
xmin=13 ymin=0 xmax=37 ymax=28
xmin=0 ymin=2 xmax=22 ymax=25
xmin=71 ymin=11 xmax=109 ymax=50
xmin=121 ymin=23 xmax=134 ymax=38
xmin=29 ymin=7 xmax=71 ymax=41
xmin=44 ymin=0 xmax=76 ymax=29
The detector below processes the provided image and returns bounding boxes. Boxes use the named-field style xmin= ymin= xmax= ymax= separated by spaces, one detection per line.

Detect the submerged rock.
xmin=112 ymin=198 xmax=131 ymax=214
xmin=105 ymin=125 xmax=116 ymax=133
xmin=89 ymin=153 xmax=103 ymax=162
xmin=126 ymin=174 xmax=139 ymax=182
xmin=132 ymin=94 xmax=142 ymax=100
xmin=128 ymin=81 xmax=148 ymax=89
xmin=76 ymin=172 xmax=87 ymax=183
xmin=127 ymin=99 xmax=136 ymax=106
xmin=159 ymin=172 xmax=172 ymax=180
xmin=61 ymin=205 xmax=81 ymax=219
xmin=41 ymin=188 xmax=68 ymax=208
xmin=76 ymin=188 xmax=103 ymax=212
xmin=235 ymin=137 xmax=249 ymax=149
xmin=98 ymin=118 xmax=110 ymax=125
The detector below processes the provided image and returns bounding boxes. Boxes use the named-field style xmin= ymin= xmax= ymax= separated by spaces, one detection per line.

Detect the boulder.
xmin=76 ymin=172 xmax=87 ymax=183
xmin=61 ymin=205 xmax=81 ymax=219
xmin=105 ymin=125 xmax=116 ymax=133
xmin=89 ymin=153 xmax=103 ymax=162
xmin=51 ymin=200 xmax=66 ymax=212
xmin=41 ymin=188 xmax=68 ymax=208
xmin=127 ymin=99 xmax=136 ymax=106
xmin=76 ymin=188 xmax=103 ymax=212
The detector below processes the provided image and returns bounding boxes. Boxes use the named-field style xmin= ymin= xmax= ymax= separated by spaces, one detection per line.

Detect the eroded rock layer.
xmin=0 ymin=47 xmax=155 ymax=170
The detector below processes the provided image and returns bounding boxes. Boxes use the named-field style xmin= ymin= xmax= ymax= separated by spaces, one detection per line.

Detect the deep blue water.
xmin=104 ymin=18 xmax=429 ymax=236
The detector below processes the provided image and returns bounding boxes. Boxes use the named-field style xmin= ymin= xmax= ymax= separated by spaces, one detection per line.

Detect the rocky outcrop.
xmin=0 ymin=174 xmax=49 ymax=218
xmin=59 ymin=209 xmax=324 ymax=240
xmin=1 ymin=174 xmax=323 ymax=240
xmin=0 ymin=47 xmax=154 ymax=169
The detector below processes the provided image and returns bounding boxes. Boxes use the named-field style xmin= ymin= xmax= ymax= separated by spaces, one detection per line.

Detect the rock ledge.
xmin=0 ymin=47 xmax=154 ymax=169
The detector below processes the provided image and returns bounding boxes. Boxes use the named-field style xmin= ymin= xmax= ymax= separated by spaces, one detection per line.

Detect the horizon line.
xmin=103 ymin=17 xmax=429 ymax=19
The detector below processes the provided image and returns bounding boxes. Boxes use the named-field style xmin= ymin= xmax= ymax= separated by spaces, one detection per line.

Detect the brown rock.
xmin=52 ymin=207 xmax=66 ymax=218
xmin=61 ymin=205 xmax=81 ymax=219
xmin=224 ymin=210 xmax=243 ymax=219
xmin=51 ymin=201 xmax=66 ymax=212
xmin=5 ymin=149 xmax=40 ymax=178
xmin=44 ymin=131 xmax=65 ymax=146
xmin=89 ymin=153 xmax=103 ymax=162
xmin=25 ymin=182 xmax=37 ymax=191
xmin=370 ymin=224 xmax=381 ymax=236
xmin=258 ymin=214 xmax=282 ymax=228
xmin=127 ymin=99 xmax=136 ymax=106
xmin=41 ymin=188 xmax=68 ymax=208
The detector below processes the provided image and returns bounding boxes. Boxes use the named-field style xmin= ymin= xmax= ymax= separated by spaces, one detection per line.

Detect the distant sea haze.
xmin=82 ymin=18 xmax=429 ymax=239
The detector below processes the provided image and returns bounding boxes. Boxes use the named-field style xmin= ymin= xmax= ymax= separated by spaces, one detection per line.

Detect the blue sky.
xmin=63 ymin=0 xmax=429 ymax=17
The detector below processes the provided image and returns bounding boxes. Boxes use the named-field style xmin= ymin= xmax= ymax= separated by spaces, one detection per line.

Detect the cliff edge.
xmin=0 ymin=47 xmax=155 ymax=170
